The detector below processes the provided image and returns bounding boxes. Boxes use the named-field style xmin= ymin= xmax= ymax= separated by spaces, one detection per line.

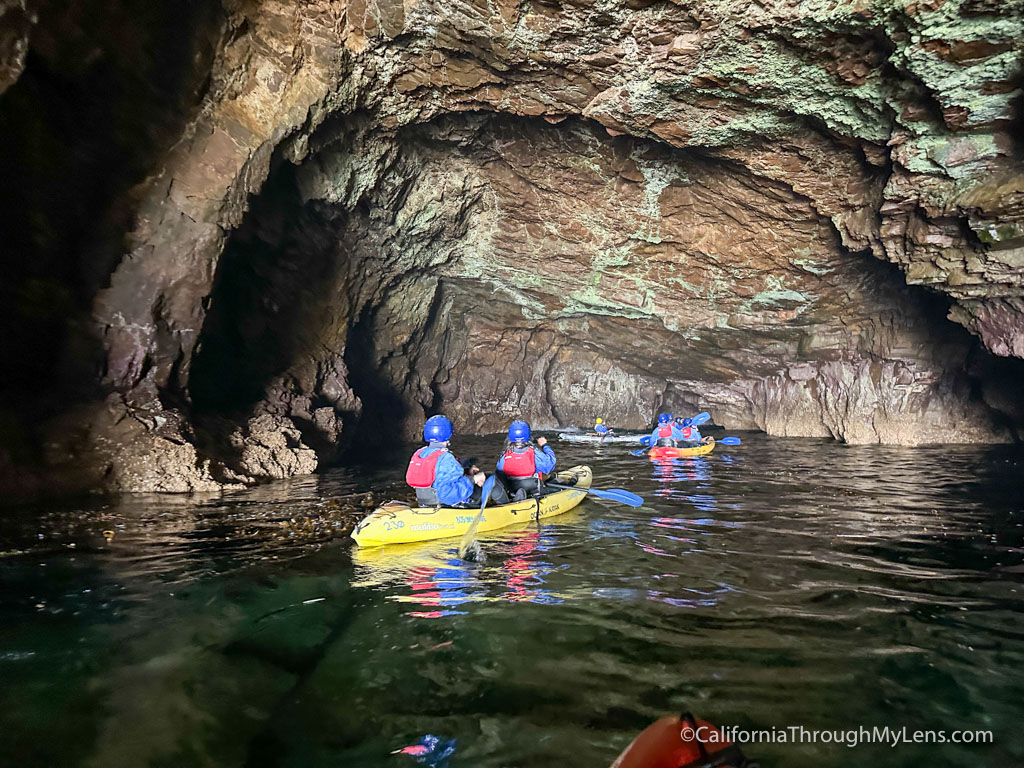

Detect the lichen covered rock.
xmin=1 ymin=0 xmax=1022 ymax=496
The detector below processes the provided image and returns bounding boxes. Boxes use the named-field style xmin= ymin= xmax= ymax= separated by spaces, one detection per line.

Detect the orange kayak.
xmin=610 ymin=712 xmax=752 ymax=768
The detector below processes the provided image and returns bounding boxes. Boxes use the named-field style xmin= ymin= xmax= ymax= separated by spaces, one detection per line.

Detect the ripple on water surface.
xmin=1 ymin=434 xmax=1023 ymax=767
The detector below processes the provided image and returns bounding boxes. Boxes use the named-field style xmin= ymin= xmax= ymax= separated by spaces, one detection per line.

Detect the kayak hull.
xmin=351 ymin=465 xmax=592 ymax=547
xmin=557 ymin=432 xmax=645 ymax=444
xmin=648 ymin=439 xmax=716 ymax=459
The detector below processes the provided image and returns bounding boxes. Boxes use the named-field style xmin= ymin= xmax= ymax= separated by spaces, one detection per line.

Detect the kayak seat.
xmin=502 ymin=475 xmax=559 ymax=498
xmin=414 ymin=487 xmax=441 ymax=507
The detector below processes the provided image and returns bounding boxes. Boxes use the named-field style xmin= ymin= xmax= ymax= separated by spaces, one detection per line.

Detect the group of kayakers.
xmin=406 ymin=411 xmax=711 ymax=508
xmin=649 ymin=413 xmax=703 ymax=447
xmin=406 ymin=415 xmax=557 ymax=509
xmin=593 ymin=411 xmax=704 ymax=448
xmin=592 ymin=413 xmax=704 ymax=446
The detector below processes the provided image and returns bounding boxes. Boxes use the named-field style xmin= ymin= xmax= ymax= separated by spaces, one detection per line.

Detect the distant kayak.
xmin=648 ymin=439 xmax=716 ymax=459
xmin=351 ymin=466 xmax=592 ymax=547
xmin=558 ymin=432 xmax=645 ymax=444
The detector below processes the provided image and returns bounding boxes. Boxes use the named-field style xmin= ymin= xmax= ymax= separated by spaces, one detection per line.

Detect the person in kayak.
xmin=407 ymin=415 xmax=509 ymax=508
xmin=650 ymin=413 xmax=685 ymax=447
xmin=674 ymin=416 xmax=702 ymax=445
xmin=593 ymin=417 xmax=613 ymax=441
xmin=496 ymin=420 xmax=557 ymax=501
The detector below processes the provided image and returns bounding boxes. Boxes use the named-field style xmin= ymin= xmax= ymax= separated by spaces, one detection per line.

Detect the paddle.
xmin=544 ymin=481 xmax=644 ymax=507
xmin=718 ymin=437 xmax=741 ymax=445
xmin=458 ymin=474 xmax=495 ymax=560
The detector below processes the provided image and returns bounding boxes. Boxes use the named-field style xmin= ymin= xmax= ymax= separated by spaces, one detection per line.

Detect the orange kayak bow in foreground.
xmin=611 ymin=712 xmax=755 ymax=768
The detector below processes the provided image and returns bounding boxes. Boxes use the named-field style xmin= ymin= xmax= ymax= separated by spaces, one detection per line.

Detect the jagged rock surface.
xmin=2 ymin=0 xmax=1023 ymax=496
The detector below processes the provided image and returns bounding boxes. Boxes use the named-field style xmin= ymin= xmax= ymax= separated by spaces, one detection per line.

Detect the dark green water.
xmin=2 ymin=434 xmax=1024 ymax=767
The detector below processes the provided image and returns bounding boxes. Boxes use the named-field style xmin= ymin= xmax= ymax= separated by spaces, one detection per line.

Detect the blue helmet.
xmin=424 ymin=415 xmax=453 ymax=442
xmin=508 ymin=420 xmax=531 ymax=442
xmin=683 ymin=418 xmax=693 ymax=427
xmin=657 ymin=413 xmax=671 ymax=425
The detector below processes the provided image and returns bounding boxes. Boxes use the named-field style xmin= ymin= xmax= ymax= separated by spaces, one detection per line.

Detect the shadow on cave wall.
xmin=0 ymin=0 xmax=224 ymax=456
xmin=188 ymin=158 xmax=413 ymax=458
xmin=849 ymin=252 xmax=1024 ymax=434
xmin=341 ymin=302 xmax=413 ymax=448
xmin=187 ymin=161 xmax=350 ymax=420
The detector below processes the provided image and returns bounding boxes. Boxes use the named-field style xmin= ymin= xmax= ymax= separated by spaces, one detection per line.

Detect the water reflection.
xmin=2 ymin=434 xmax=1024 ymax=768
xmin=351 ymin=525 xmax=570 ymax=615
xmin=650 ymin=454 xmax=713 ymax=496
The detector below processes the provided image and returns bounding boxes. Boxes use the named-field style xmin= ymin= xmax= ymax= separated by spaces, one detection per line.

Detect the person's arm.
xmin=534 ymin=438 xmax=556 ymax=474
xmin=434 ymin=452 xmax=474 ymax=505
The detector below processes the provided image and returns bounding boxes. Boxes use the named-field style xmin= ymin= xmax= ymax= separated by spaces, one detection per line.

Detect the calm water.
xmin=2 ymin=433 xmax=1024 ymax=767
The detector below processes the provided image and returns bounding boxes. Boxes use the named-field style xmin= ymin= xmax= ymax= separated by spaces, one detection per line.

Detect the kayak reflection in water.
xmin=651 ymin=453 xmax=712 ymax=499
xmin=611 ymin=712 xmax=757 ymax=768
xmin=388 ymin=531 xmax=562 ymax=617
xmin=392 ymin=733 xmax=457 ymax=767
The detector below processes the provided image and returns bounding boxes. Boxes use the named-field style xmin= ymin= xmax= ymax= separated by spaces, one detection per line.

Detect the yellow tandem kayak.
xmin=351 ymin=465 xmax=592 ymax=547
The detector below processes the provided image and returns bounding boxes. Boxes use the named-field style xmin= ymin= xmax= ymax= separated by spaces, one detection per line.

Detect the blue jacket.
xmin=594 ymin=423 xmax=609 ymax=434
xmin=497 ymin=444 xmax=557 ymax=475
xmin=650 ymin=425 xmax=686 ymax=443
xmin=421 ymin=443 xmax=474 ymax=506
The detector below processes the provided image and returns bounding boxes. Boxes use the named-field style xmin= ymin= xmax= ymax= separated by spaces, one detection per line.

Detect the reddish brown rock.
xmin=1 ymin=0 xmax=1023 ymax=497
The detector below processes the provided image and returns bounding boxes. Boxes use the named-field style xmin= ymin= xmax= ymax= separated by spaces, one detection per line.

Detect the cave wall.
xmin=1 ymin=0 xmax=1022 ymax=496
xmin=196 ymin=113 xmax=1009 ymax=448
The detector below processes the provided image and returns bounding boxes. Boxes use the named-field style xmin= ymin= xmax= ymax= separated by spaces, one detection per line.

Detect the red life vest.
xmin=658 ymin=425 xmax=674 ymax=439
xmin=681 ymin=427 xmax=693 ymax=440
xmin=502 ymin=448 xmax=537 ymax=478
xmin=406 ymin=447 xmax=445 ymax=488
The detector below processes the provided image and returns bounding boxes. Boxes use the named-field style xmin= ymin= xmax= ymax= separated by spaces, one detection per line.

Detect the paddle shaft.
xmin=458 ymin=474 xmax=495 ymax=558
xmin=544 ymin=481 xmax=644 ymax=507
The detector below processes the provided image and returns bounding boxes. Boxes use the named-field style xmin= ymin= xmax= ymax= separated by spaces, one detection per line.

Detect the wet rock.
xmin=0 ymin=0 xmax=32 ymax=95
xmin=2 ymin=0 xmax=1023 ymax=496
xmin=229 ymin=414 xmax=318 ymax=482
xmin=45 ymin=397 xmax=225 ymax=495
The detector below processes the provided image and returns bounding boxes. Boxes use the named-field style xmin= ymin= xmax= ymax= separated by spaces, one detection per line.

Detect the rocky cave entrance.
xmin=2 ymin=0 xmax=1022 ymax=499
xmin=186 ymin=109 xmax=1021 ymax=472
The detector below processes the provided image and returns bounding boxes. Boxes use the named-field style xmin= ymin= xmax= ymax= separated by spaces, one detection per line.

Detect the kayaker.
xmin=496 ymin=420 xmax=557 ymax=500
xmin=675 ymin=417 xmax=702 ymax=445
xmin=407 ymin=415 xmax=509 ymax=508
xmin=593 ymin=417 xmax=613 ymax=440
xmin=650 ymin=413 xmax=684 ymax=447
